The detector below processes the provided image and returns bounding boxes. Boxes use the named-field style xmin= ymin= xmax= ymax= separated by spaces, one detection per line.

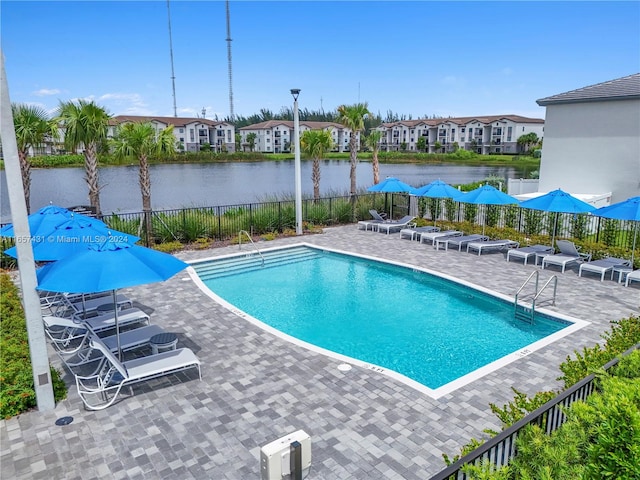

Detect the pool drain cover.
xmin=55 ymin=416 xmax=74 ymax=426
xmin=337 ymin=364 xmax=352 ymax=372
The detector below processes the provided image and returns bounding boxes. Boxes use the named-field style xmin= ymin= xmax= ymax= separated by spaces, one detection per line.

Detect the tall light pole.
xmin=291 ymin=89 xmax=302 ymax=235
xmin=1 ymin=51 xmax=55 ymax=410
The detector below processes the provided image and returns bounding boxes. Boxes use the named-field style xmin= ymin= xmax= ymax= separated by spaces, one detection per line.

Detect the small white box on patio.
xmin=260 ymin=429 xmax=311 ymax=480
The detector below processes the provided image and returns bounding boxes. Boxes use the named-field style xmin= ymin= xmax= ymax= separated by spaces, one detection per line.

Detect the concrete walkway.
xmin=1 ymin=226 xmax=638 ymax=479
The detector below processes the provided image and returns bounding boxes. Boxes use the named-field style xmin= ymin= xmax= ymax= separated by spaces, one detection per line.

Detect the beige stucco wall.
xmin=538 ymin=99 xmax=640 ymax=202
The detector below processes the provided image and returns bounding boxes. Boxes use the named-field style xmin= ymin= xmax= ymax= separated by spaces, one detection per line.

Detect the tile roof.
xmin=536 ymin=73 xmax=640 ymax=106
xmin=240 ymin=120 xmax=347 ymax=130
xmin=110 ymin=115 xmax=230 ymax=127
xmin=378 ymin=114 xmax=544 ymax=128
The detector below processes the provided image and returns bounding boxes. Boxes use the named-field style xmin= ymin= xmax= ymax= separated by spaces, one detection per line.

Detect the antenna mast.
xmin=226 ymin=0 xmax=235 ymax=122
xmin=167 ymin=0 xmax=177 ymax=117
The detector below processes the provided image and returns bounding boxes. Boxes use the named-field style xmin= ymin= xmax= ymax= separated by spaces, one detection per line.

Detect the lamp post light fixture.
xmin=291 ymin=88 xmax=302 ymax=235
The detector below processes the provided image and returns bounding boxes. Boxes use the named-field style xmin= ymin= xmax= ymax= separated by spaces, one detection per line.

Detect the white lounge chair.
xmin=399 ymin=226 xmax=440 ymax=241
xmin=43 ymin=307 xmax=150 ymax=344
xmin=506 ymin=245 xmax=554 ymax=265
xmin=578 ymin=257 xmax=631 ymax=281
xmin=542 ymin=240 xmax=592 ymax=273
xmin=47 ymin=292 xmax=133 ymax=318
xmin=75 ymin=337 xmax=201 ymax=410
xmin=376 ymin=215 xmax=416 ymax=235
xmin=441 ymin=234 xmax=489 ymax=252
xmin=625 ymin=269 xmax=640 ymax=287
xmin=47 ymin=321 xmax=166 ymax=373
xmin=467 ymin=239 xmax=520 ymax=256
xmin=357 ymin=210 xmax=389 ymax=231
xmin=419 ymin=230 xmax=463 ymax=245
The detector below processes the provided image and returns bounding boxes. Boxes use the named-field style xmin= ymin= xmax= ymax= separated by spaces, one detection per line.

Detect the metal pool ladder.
xmin=514 ymin=270 xmax=558 ymax=323
xmin=238 ymin=230 xmax=265 ymax=267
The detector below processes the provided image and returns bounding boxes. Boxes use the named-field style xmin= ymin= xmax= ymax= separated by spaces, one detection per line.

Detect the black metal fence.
xmin=0 ymin=193 xmax=635 ymax=258
xmin=90 ymin=194 xmax=410 ymax=246
xmin=428 ymin=344 xmax=640 ymax=480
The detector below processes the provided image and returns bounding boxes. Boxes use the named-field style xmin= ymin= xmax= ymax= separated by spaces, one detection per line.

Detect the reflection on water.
xmin=0 ymin=160 xmax=532 ymax=221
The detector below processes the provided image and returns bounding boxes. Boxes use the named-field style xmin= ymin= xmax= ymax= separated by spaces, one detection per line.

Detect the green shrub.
xmin=523 ymin=209 xmax=544 ymax=236
xmin=152 ymin=241 xmax=184 ymax=253
xmin=0 ymin=272 xmax=66 ymax=418
xmin=464 ymin=203 xmax=478 ymax=223
xmin=488 ymin=388 xmax=557 ymax=431
xmin=444 ymin=198 xmax=458 ymax=222
xmin=485 ymin=205 xmax=500 ymax=228
xmin=559 ymin=315 xmax=640 ymax=388
xmin=570 ymin=213 xmax=589 ymax=241
xmin=601 ymin=218 xmax=618 ymax=247
xmin=503 ymin=205 xmax=520 ymax=229
xmin=306 ymin=203 xmax=330 ymax=225
xmin=575 ymin=376 xmax=640 ymax=480
xmin=613 ymin=349 xmax=640 ymax=379
xmin=333 ymin=200 xmax=354 ymax=224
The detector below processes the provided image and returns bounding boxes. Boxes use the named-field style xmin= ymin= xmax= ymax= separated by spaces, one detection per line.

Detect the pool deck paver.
xmin=1 ymin=225 xmax=638 ymax=479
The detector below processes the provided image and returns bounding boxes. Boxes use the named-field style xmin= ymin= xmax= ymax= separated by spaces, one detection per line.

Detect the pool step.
xmin=515 ymin=305 xmax=534 ymax=324
xmin=194 ymin=246 xmax=322 ymax=280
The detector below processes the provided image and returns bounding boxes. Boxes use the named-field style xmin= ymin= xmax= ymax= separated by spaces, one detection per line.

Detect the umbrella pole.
xmin=113 ymin=290 xmax=122 ymax=360
xmin=551 ymin=212 xmax=558 ymax=250
xmin=482 ymin=205 xmax=486 ymax=236
xmin=632 ymin=222 xmax=638 ymax=268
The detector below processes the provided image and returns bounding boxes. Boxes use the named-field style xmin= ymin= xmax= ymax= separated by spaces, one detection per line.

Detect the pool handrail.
xmin=238 ymin=230 xmax=265 ymax=267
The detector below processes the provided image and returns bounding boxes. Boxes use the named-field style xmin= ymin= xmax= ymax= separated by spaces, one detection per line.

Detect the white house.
xmin=239 ymin=120 xmax=356 ymax=153
xmin=375 ymin=115 xmax=544 ymax=154
xmin=109 ymin=116 xmax=236 ymax=153
xmin=535 ymin=73 xmax=640 ymax=203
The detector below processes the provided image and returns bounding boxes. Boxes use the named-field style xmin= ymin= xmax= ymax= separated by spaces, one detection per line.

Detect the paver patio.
xmin=1 ymin=225 xmax=638 ymax=479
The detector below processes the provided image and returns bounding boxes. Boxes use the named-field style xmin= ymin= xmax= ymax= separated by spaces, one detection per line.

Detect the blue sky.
xmin=3 ymin=1 xmax=639 ymax=121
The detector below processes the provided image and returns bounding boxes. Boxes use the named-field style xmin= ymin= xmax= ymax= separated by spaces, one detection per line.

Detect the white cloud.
xmin=33 ymin=88 xmax=61 ymax=96
xmin=178 ymin=107 xmax=197 ymax=117
xmin=99 ymin=92 xmax=146 ymax=107
xmin=440 ymin=76 xmax=466 ymax=88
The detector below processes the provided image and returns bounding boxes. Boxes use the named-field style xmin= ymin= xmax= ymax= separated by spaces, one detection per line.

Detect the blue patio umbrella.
xmin=367 ymin=177 xmax=414 ymax=193
xmin=0 ymin=204 xmax=74 ymax=238
xmin=458 ymin=185 xmax=519 ymax=234
xmin=4 ymin=215 xmax=139 ymax=262
xmin=37 ymin=239 xmax=188 ymax=358
xmin=411 ymin=180 xmax=464 ymax=225
xmin=367 ymin=177 xmax=414 ymax=218
xmin=594 ymin=196 xmax=640 ymax=266
xmin=519 ymin=189 xmax=596 ymax=247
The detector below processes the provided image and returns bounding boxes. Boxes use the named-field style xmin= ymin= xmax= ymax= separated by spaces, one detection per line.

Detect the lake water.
xmin=0 ymin=160 xmax=533 ymax=221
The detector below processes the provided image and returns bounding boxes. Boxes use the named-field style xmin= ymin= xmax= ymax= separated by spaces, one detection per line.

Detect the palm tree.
xmin=337 ymin=103 xmax=370 ymax=196
xmin=56 ymin=100 xmax=111 ymax=215
xmin=111 ymin=122 xmax=175 ymax=242
xmin=300 ymin=129 xmax=334 ymax=201
xmin=365 ymin=130 xmax=383 ymax=185
xmin=12 ymin=103 xmax=58 ymax=213
xmin=246 ymin=132 xmax=257 ymax=152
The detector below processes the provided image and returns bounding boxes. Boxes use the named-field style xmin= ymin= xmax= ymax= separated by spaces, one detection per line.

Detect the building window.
xmin=266 ymin=138 xmax=270 ymax=143
xmin=461 ymin=127 xmax=465 ymax=133
xmin=507 ymin=126 xmax=512 ymax=141
xmin=179 ymin=128 xmax=184 ymax=133
xmin=179 ymin=137 xmax=184 ymax=142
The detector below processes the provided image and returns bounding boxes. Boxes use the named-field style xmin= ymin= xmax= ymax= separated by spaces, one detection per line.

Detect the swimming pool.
xmin=189 ymin=244 xmax=587 ymax=397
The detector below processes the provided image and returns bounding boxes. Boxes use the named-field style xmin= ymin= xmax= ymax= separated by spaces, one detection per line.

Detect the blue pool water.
xmin=194 ymin=246 xmax=571 ymax=390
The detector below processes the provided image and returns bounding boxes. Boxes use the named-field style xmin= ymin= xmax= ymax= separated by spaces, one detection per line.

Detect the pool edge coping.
xmin=186 ymin=242 xmax=590 ymax=400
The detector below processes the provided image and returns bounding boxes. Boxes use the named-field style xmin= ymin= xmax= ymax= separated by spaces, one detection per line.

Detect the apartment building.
xmin=238 ymin=120 xmax=357 ymax=153
xmin=374 ymin=114 xmax=544 ymax=154
xmin=535 ymin=73 xmax=640 ymax=203
xmin=109 ymin=116 xmax=236 ymax=153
